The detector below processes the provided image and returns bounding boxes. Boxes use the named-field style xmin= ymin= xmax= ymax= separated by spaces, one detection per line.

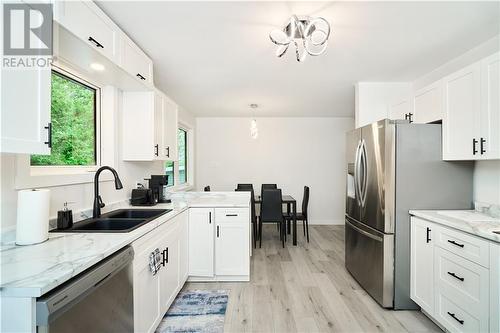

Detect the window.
xmin=31 ymin=70 xmax=97 ymax=166
xmin=178 ymin=128 xmax=187 ymax=184
xmin=164 ymin=127 xmax=189 ymax=187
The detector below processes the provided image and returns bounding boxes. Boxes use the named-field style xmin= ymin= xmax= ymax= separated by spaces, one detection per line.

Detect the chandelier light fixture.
xmin=269 ymin=15 xmax=331 ymax=62
xmin=249 ymin=104 xmax=259 ymax=139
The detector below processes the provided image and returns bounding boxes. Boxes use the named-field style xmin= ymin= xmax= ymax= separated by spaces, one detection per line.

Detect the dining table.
xmin=254 ymin=194 xmax=298 ymax=246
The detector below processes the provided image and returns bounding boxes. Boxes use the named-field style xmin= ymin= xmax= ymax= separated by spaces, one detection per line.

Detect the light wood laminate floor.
xmin=184 ymin=225 xmax=442 ymax=333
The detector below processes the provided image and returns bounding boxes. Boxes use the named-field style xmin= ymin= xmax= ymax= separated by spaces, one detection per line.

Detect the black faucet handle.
xmin=98 ymin=196 xmax=105 ymax=208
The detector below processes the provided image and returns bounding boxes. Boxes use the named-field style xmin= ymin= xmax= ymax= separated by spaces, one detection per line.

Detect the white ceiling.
xmin=97 ymin=1 xmax=500 ymax=117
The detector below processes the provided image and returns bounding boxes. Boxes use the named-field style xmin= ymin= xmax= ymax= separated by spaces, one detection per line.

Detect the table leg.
xmin=286 ymin=203 xmax=291 ymax=234
xmin=293 ymin=201 xmax=297 ymax=245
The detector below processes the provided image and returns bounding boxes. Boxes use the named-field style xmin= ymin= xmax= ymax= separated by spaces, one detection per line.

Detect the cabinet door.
xmin=54 ymin=1 xmax=118 ymax=62
xmin=443 ymin=63 xmax=481 ymax=160
xmin=163 ymin=97 xmax=178 ymax=161
xmin=188 ymin=208 xmax=215 ymax=277
xmin=134 ymin=250 xmax=161 ymax=333
xmin=388 ymin=99 xmax=412 ymax=121
xmin=480 ymin=52 xmax=500 ymax=159
xmin=153 ymin=91 xmax=164 ymax=160
xmin=414 ymin=80 xmax=443 ymax=124
xmin=1 ymin=68 xmax=51 ymax=154
xmin=410 ymin=217 xmax=435 ymax=314
xmin=178 ymin=212 xmax=189 ymax=283
xmin=215 ymin=222 xmax=250 ymax=276
xmin=159 ymin=226 xmax=180 ymax=312
xmin=122 ymin=37 xmax=153 ymax=86
xmin=122 ymin=92 xmax=155 ymax=160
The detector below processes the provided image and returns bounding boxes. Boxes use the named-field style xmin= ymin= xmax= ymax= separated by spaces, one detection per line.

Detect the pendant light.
xmin=249 ymin=104 xmax=258 ymax=139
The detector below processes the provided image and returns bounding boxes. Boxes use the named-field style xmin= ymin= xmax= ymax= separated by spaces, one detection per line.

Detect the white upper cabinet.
xmin=1 ymin=68 xmax=51 ymax=154
xmin=163 ymin=96 xmax=179 ymax=161
xmin=153 ymin=91 xmax=164 ymax=161
xmin=480 ymin=53 xmax=500 ymax=159
xmin=121 ymin=36 xmax=154 ymax=87
xmin=388 ymin=98 xmax=413 ymax=122
xmin=413 ymin=80 xmax=443 ymax=124
xmin=443 ymin=62 xmax=481 ymax=160
xmin=54 ymin=1 xmax=119 ymax=63
xmin=442 ymin=52 xmax=499 ymax=161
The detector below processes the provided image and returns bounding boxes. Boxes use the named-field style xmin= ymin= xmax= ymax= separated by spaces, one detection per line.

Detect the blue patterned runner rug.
xmin=156 ymin=290 xmax=229 ymax=333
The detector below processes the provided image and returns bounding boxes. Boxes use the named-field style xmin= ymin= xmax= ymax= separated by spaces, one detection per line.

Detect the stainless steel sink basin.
xmin=52 ymin=209 xmax=171 ymax=233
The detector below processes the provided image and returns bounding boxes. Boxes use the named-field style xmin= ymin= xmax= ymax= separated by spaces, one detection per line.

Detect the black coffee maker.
xmin=146 ymin=175 xmax=171 ymax=203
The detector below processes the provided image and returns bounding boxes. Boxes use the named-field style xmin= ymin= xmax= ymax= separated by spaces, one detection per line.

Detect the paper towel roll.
xmin=16 ymin=189 xmax=50 ymax=245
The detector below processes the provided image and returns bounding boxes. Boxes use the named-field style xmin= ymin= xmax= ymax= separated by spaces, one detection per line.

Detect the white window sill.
xmin=167 ymin=184 xmax=194 ymax=192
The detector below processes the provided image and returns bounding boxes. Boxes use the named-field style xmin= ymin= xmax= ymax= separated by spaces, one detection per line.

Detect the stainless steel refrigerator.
xmin=345 ymin=119 xmax=473 ymax=309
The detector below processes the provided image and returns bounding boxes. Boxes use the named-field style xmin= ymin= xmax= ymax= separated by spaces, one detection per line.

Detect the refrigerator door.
xmin=360 ymin=120 xmax=395 ymax=233
xmin=345 ymin=128 xmax=362 ymax=222
xmin=345 ymin=216 xmax=394 ymax=308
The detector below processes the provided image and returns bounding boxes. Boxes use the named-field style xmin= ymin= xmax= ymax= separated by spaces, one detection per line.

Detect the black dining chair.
xmin=237 ymin=183 xmax=254 ymax=191
xmin=204 ymin=186 xmax=211 ymax=192
xmin=284 ymin=186 xmax=310 ymax=242
xmin=236 ymin=188 xmax=257 ymax=248
xmin=260 ymin=188 xmax=286 ymax=248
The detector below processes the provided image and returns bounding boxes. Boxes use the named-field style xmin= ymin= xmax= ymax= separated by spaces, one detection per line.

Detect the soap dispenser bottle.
xmin=57 ymin=202 xmax=74 ymax=230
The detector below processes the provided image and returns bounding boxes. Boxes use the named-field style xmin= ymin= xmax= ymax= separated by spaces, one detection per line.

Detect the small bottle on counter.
xmin=57 ymin=202 xmax=74 ymax=230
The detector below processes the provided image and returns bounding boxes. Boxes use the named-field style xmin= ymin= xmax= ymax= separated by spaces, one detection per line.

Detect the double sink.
xmin=53 ymin=209 xmax=172 ymax=233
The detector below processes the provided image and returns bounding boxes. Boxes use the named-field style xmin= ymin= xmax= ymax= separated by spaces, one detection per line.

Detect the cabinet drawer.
xmin=55 ymin=1 xmax=118 ymax=62
xmin=435 ymin=247 xmax=489 ymax=309
xmin=436 ymin=225 xmax=490 ymax=267
xmin=122 ymin=38 xmax=153 ymax=85
xmin=215 ymin=208 xmax=249 ymax=223
xmin=436 ymin=292 xmax=488 ymax=333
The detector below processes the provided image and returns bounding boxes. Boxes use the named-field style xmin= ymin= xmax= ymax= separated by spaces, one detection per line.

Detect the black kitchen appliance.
xmin=130 ymin=188 xmax=156 ymax=206
xmin=147 ymin=175 xmax=171 ymax=203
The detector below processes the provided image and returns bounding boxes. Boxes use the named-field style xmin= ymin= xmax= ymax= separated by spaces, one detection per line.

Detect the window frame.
xmin=30 ymin=65 xmax=102 ymax=175
xmin=178 ymin=127 xmax=188 ymax=185
xmin=164 ymin=123 xmax=194 ymax=191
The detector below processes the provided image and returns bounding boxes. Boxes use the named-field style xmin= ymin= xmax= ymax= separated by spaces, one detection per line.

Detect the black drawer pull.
xmin=480 ymin=137 xmax=486 ymax=154
xmin=447 ymin=240 xmax=465 ymax=248
xmin=162 ymin=249 xmax=167 ymax=266
xmin=166 ymin=146 xmax=170 ymax=158
xmin=209 ymin=212 xmax=211 ymax=224
xmin=472 ymin=138 xmax=478 ymax=155
xmin=426 ymin=227 xmax=431 ymax=243
xmin=447 ymin=271 xmax=464 ymax=282
xmin=136 ymin=73 xmax=146 ymax=80
xmin=44 ymin=123 xmax=52 ymax=148
xmin=88 ymin=36 xmax=104 ymax=48
xmin=154 ymin=144 xmax=159 ymax=156
xmin=217 ymin=225 xmax=220 ymax=238
xmin=447 ymin=312 xmax=464 ymax=325
xmin=226 ymin=214 xmax=238 ymax=217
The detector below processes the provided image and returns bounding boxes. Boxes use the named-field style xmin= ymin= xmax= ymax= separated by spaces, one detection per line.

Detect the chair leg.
xmin=281 ymin=221 xmax=285 ymax=248
xmin=252 ymin=221 xmax=257 ymax=248
xmin=303 ymin=219 xmax=306 ymax=236
xmin=305 ymin=218 xmax=310 ymax=243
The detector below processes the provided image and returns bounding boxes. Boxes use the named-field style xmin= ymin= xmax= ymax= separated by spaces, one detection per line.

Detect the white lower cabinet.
xmin=189 ymin=207 xmax=250 ymax=281
xmin=410 ymin=217 xmax=435 ymax=314
xmin=131 ymin=211 xmax=188 ymax=333
xmin=410 ymin=216 xmax=496 ymax=332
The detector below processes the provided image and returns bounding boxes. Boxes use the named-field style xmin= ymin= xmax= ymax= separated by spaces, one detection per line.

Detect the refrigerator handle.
xmin=361 ymin=140 xmax=368 ymax=206
xmin=354 ymin=141 xmax=362 ymax=205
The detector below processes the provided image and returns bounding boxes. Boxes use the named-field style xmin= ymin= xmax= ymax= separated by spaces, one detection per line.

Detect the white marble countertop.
xmin=0 ymin=192 xmax=249 ymax=297
xmin=410 ymin=209 xmax=500 ymax=243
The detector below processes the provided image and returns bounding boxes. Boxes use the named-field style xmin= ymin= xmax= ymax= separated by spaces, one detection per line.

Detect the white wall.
xmin=195 ymin=117 xmax=354 ymax=225
xmin=474 ymin=161 xmax=500 ymax=205
xmin=0 ymin=88 xmax=195 ymax=237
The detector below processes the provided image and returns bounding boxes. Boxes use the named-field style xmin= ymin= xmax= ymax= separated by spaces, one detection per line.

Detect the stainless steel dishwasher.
xmin=36 ymin=246 xmax=134 ymax=333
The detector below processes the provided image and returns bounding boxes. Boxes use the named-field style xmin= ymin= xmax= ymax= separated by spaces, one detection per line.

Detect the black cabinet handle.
xmin=448 ymin=239 xmax=465 ymax=248
xmin=166 ymin=247 xmax=169 ymax=264
xmin=88 ymin=36 xmax=104 ymax=48
xmin=447 ymin=271 xmax=464 ymax=282
xmin=44 ymin=123 xmax=52 ymax=148
xmin=473 ymin=138 xmax=478 ymax=155
xmin=426 ymin=227 xmax=431 ymax=243
xmin=136 ymin=73 xmax=146 ymax=80
xmin=161 ymin=249 xmax=167 ymax=266
xmin=480 ymin=137 xmax=486 ymax=155
xmin=209 ymin=212 xmax=212 ymax=224
xmin=408 ymin=112 xmax=413 ymax=123
xmin=447 ymin=312 xmax=464 ymax=325
xmin=166 ymin=146 xmax=170 ymax=158
xmin=226 ymin=214 xmax=238 ymax=217
xmin=154 ymin=144 xmax=159 ymax=156
xmin=217 ymin=225 xmax=220 ymax=238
